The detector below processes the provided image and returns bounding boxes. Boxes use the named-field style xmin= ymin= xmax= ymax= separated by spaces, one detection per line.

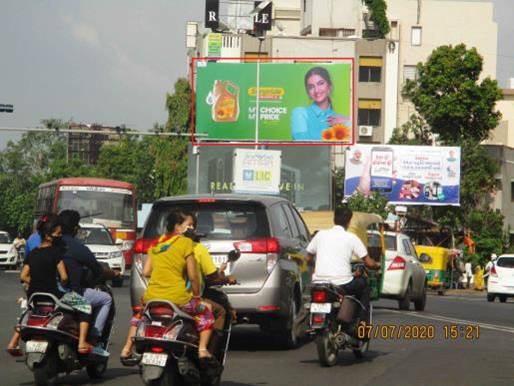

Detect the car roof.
xmin=498 ymin=254 xmax=514 ymax=259
xmin=154 ymin=194 xmax=289 ymax=207
xmin=0 ymin=231 xmax=9 ymax=234
xmin=79 ymin=223 xmax=107 ymax=229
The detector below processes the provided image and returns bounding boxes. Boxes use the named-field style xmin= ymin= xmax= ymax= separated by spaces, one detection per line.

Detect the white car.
xmin=487 ymin=254 xmax=514 ymax=303
xmin=369 ymin=231 xmax=427 ymax=311
xmin=80 ymin=224 xmax=126 ymax=287
xmin=0 ymin=231 xmax=20 ymax=270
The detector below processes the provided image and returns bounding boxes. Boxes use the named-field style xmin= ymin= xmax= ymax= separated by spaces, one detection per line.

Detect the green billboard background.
xmin=194 ymin=61 xmax=353 ymax=142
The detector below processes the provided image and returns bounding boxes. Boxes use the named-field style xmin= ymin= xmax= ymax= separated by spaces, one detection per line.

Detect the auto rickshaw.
xmin=347 ymin=212 xmax=385 ymax=300
xmin=415 ymin=245 xmax=451 ymax=295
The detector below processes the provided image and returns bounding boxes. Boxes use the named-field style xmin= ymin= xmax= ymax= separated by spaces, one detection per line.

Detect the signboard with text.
xmin=192 ymin=59 xmax=354 ymax=145
xmin=233 ymin=148 xmax=281 ymax=194
xmin=344 ymin=145 xmax=461 ymax=206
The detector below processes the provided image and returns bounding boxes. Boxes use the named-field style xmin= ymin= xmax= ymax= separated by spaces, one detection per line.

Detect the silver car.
xmin=130 ymin=194 xmax=312 ymax=348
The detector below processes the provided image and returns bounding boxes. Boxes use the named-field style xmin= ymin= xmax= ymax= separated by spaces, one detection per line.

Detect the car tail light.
xmin=134 ymin=238 xmax=158 ymax=254
xmin=197 ymin=198 xmax=217 ymax=203
xmin=312 ymin=290 xmax=327 ymax=303
xmin=311 ymin=314 xmax=326 ymax=326
xmin=234 ymin=238 xmax=280 ymax=254
xmin=490 ymin=265 xmax=497 ymax=277
xmin=258 ymin=305 xmax=280 ymax=312
xmin=144 ymin=325 xmax=167 ymax=338
xmin=388 ymin=256 xmax=406 ymax=270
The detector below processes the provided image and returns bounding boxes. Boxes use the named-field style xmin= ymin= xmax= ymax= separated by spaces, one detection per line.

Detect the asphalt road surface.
xmin=1 ymin=270 xmax=513 ymax=386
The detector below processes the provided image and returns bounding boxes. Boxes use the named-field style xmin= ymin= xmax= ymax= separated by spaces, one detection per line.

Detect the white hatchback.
xmin=487 ymin=254 xmax=514 ymax=303
xmin=368 ymin=231 xmax=427 ymax=311
xmin=0 ymin=231 xmax=19 ymax=269
xmin=80 ymin=224 xmax=126 ymax=287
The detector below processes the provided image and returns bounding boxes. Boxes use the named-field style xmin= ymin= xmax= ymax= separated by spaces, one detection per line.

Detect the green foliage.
xmin=403 ymin=44 xmax=502 ymax=144
xmin=346 ymin=192 xmax=389 ymax=219
xmin=165 ymin=78 xmax=191 ymax=132
xmin=388 ymin=115 xmax=432 ymax=146
xmin=362 ymin=0 xmax=390 ymax=38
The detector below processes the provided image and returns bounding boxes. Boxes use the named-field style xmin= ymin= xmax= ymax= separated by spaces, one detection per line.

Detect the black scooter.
xmin=307 ymin=265 xmax=371 ymax=367
xmin=134 ymin=250 xmax=240 ymax=386
xmin=19 ymin=284 xmax=115 ymax=385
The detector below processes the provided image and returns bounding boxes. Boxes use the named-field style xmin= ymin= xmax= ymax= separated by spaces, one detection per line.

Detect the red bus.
xmin=36 ymin=177 xmax=137 ymax=265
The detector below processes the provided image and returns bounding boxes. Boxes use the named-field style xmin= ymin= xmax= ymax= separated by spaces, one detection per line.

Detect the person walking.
xmin=465 ymin=260 xmax=473 ymax=289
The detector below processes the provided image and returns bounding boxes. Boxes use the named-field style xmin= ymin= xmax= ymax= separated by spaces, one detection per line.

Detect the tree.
xmin=346 ymin=192 xmax=389 ymax=219
xmin=362 ymin=0 xmax=390 ymax=38
xmin=165 ymin=78 xmax=192 ymax=132
xmin=404 ymin=44 xmax=502 ymax=144
xmin=388 ymin=115 xmax=432 ymax=146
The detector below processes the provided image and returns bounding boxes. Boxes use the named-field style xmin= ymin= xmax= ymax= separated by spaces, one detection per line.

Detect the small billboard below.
xmin=233 ymin=148 xmax=281 ymax=194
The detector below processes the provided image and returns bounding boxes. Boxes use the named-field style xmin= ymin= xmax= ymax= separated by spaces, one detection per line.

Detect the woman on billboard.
xmin=291 ymin=67 xmax=351 ymax=141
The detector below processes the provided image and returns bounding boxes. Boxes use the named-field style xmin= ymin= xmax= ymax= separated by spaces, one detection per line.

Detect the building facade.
xmin=67 ymin=123 xmax=122 ymax=165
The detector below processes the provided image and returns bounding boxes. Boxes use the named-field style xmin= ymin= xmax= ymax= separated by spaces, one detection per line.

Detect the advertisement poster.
xmin=233 ymin=149 xmax=281 ymax=194
xmin=194 ymin=61 xmax=353 ymax=143
xmin=344 ymin=145 xmax=461 ymax=206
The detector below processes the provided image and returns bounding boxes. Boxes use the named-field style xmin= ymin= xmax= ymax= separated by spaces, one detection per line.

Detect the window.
xmin=411 ymin=26 xmax=422 ymax=46
xmin=403 ymin=65 xmax=418 ymax=82
xmin=510 ymin=181 xmax=514 ymax=201
xmin=358 ymin=99 xmax=381 ymax=126
xmin=273 ymin=204 xmax=293 ymax=238
xmin=402 ymin=239 xmax=415 ymax=257
xmin=319 ymin=28 xmax=355 ymax=37
xmin=359 ymin=57 xmax=382 ymax=82
xmin=290 ymin=206 xmax=311 ymax=241
xmin=281 ymin=204 xmax=301 ymax=239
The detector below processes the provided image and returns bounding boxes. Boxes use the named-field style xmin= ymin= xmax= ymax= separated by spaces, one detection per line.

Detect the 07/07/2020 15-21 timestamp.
xmin=357 ymin=324 xmax=480 ymax=341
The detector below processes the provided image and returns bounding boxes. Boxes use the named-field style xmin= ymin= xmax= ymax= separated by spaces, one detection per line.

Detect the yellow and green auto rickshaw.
xmin=415 ymin=245 xmax=451 ymax=295
xmin=347 ymin=212 xmax=385 ymax=300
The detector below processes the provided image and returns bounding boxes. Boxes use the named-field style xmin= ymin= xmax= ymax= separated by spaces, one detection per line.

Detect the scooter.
xmin=19 ymin=285 xmax=115 ymax=385
xmin=134 ymin=249 xmax=240 ymax=386
xmin=307 ymin=265 xmax=371 ymax=367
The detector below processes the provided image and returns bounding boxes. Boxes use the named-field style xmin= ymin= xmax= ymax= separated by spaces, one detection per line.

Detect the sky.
xmin=1 ymin=0 xmax=513 ymax=149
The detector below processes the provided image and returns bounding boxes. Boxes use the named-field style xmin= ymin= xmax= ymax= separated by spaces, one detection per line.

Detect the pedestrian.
xmin=465 ymin=260 xmax=473 ymax=289
xmin=484 ymin=253 xmax=497 ymax=286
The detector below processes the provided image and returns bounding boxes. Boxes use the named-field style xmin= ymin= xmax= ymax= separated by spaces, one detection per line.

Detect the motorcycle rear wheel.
xmin=147 ymin=364 xmax=188 ymax=386
xmin=86 ymin=360 xmax=107 ymax=379
xmin=352 ymin=340 xmax=370 ymax=359
xmin=315 ymin=332 xmax=338 ymax=367
xmin=33 ymin=356 xmax=58 ymax=386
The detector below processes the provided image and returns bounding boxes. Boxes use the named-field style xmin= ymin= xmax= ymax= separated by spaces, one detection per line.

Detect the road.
xmin=1 ymin=270 xmax=513 ymax=386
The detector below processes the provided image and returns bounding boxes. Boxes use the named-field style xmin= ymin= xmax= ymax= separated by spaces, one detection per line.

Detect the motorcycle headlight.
xmin=46 ymin=314 xmax=64 ymax=330
xmin=109 ymin=251 xmax=123 ymax=259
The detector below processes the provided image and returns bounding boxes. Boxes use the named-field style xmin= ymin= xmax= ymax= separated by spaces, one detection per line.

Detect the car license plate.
xmin=310 ymin=303 xmax=331 ymax=313
xmin=141 ymin=352 xmax=168 ymax=367
xmin=26 ymin=340 xmax=48 ymax=353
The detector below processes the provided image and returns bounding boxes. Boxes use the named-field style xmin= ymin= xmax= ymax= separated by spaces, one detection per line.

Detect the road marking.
xmin=381 ymin=309 xmax=514 ymax=335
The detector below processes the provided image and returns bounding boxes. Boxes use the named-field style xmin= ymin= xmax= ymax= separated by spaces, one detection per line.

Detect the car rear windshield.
xmin=82 ymin=228 xmax=113 ymax=245
xmin=144 ymin=202 xmax=270 ymax=241
xmin=368 ymin=233 xmax=396 ymax=251
xmin=0 ymin=234 xmax=11 ymax=244
xmin=497 ymin=257 xmax=514 ymax=268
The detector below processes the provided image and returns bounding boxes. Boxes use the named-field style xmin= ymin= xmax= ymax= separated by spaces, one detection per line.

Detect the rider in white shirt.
xmin=306 ymin=207 xmax=380 ymax=322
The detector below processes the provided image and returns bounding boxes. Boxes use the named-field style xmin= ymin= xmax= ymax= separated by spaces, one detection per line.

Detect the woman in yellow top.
xmin=120 ymin=210 xmax=215 ymax=361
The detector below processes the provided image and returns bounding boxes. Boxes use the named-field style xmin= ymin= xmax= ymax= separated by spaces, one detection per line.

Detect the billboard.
xmin=193 ymin=59 xmax=353 ymax=145
xmin=233 ymin=149 xmax=281 ymax=194
xmin=344 ymin=145 xmax=461 ymax=206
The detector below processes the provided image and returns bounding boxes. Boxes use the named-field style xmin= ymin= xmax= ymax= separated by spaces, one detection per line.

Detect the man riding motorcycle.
xmin=57 ymin=210 xmax=120 ymax=353
xmin=306 ymin=207 xmax=380 ymax=335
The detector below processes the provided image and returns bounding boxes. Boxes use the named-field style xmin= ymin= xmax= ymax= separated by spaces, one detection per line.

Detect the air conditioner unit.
xmin=358 ymin=125 xmax=373 ymax=137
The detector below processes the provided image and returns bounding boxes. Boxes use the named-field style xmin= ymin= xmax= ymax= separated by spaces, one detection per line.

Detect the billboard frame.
xmin=190 ymin=57 xmax=355 ymax=147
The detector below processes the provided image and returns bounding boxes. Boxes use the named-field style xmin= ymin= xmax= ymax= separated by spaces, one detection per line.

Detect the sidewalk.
xmin=439 ymin=288 xmax=486 ymax=297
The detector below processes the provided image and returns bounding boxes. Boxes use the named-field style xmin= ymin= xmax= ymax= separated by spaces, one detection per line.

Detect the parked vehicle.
xmin=487 ymin=254 xmax=514 ymax=302
xmin=0 ymin=231 xmax=21 ymax=270
xmin=80 ymin=223 xmax=126 ymax=287
xmin=131 ymin=194 xmax=312 ymax=348
xmin=369 ymin=231 xmax=427 ymax=311
xmin=134 ymin=250 xmax=240 ymax=386
xmin=416 ymin=245 xmax=451 ymax=295
xmin=19 ymin=283 xmax=115 ymax=385
xmin=308 ymin=212 xmax=384 ymax=367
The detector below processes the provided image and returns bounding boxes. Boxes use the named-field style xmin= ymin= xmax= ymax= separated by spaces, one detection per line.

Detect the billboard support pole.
xmin=254 ymin=37 xmax=265 ymax=149
xmin=194 ymin=140 xmax=200 ymax=194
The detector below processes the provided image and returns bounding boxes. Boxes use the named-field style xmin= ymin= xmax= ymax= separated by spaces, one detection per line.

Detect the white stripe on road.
xmin=381 ymin=309 xmax=514 ymax=335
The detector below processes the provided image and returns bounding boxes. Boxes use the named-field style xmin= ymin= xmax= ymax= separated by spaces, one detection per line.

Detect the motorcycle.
xmin=134 ymin=249 xmax=240 ymax=386
xmin=18 ymin=285 xmax=115 ymax=385
xmin=307 ymin=265 xmax=372 ymax=367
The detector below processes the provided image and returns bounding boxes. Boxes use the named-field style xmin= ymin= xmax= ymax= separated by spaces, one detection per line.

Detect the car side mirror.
xmin=115 ymin=238 xmax=124 ymax=246
xmin=227 ymin=249 xmax=241 ymax=262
